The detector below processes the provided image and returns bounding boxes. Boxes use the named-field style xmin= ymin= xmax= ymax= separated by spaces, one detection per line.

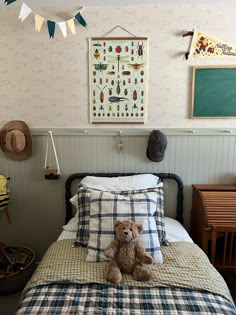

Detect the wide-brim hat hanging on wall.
xmin=146 ymin=130 xmax=167 ymax=162
xmin=0 ymin=120 xmax=32 ymax=161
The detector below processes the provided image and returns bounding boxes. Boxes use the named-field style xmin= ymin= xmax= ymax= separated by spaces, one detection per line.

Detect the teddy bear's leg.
xmin=132 ymin=263 xmax=152 ymax=281
xmin=106 ymin=259 xmax=122 ymax=284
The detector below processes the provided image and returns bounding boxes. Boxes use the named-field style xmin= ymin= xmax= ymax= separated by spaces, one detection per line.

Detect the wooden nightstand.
xmin=191 ymin=184 xmax=236 ymax=271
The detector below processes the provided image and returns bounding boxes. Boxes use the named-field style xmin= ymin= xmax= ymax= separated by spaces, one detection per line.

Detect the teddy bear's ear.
xmin=115 ymin=220 xmax=122 ymax=228
xmin=136 ymin=223 xmax=143 ymax=233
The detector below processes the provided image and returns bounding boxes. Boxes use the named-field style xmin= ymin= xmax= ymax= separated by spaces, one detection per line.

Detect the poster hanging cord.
xmin=103 ymin=25 xmax=137 ymax=37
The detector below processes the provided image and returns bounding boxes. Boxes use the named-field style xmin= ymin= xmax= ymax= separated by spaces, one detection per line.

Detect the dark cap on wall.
xmin=146 ymin=130 xmax=167 ymax=162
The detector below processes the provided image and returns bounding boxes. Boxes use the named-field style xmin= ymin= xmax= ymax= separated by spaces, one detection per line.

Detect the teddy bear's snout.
xmin=124 ymin=231 xmax=128 ymax=235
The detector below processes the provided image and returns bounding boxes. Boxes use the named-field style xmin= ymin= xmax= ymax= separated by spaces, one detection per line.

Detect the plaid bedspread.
xmin=16 ymin=283 xmax=236 ymax=315
xmin=15 ymin=240 xmax=236 ymax=315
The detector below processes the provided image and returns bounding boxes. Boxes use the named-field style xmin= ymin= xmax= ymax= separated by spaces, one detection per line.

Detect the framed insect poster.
xmin=89 ymin=37 xmax=148 ymax=124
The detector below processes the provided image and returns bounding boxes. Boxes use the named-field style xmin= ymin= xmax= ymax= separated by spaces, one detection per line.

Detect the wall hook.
xmin=117 ymin=131 xmax=123 ymax=152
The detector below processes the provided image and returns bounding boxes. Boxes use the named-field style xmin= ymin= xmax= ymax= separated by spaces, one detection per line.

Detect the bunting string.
xmin=4 ymin=0 xmax=87 ymax=39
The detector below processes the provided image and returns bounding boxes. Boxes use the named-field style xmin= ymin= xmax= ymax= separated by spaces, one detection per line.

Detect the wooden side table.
xmin=191 ymin=184 xmax=236 ymax=271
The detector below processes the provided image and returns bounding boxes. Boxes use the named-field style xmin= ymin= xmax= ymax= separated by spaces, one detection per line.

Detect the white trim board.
xmin=31 ymin=128 xmax=236 ymax=136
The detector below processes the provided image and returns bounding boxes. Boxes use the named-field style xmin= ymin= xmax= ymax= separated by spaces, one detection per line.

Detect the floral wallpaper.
xmin=1 ymin=3 xmax=236 ymax=128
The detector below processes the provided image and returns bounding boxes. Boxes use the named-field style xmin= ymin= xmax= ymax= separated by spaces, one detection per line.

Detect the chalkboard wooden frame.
xmin=191 ymin=65 xmax=236 ymax=118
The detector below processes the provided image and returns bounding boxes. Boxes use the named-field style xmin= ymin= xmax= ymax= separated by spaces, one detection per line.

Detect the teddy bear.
xmin=104 ymin=219 xmax=153 ymax=283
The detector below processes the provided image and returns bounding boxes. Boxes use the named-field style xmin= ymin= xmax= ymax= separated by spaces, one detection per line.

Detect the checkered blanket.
xmin=16 ymin=240 xmax=236 ymax=315
xmin=16 ymin=283 xmax=236 ymax=315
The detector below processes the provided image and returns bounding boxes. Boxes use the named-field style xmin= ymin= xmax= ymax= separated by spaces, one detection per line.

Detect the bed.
xmin=16 ymin=172 xmax=236 ymax=315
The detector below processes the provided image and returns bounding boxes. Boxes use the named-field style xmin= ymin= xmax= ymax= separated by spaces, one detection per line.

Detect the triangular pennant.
xmin=47 ymin=20 xmax=56 ymax=38
xmin=58 ymin=22 xmax=67 ymax=38
xmin=74 ymin=12 xmax=87 ymax=28
xmin=35 ymin=15 xmax=44 ymax=33
xmin=5 ymin=0 xmax=17 ymax=5
xmin=189 ymin=30 xmax=236 ymax=58
xmin=18 ymin=3 xmax=32 ymax=22
xmin=67 ymin=19 xmax=76 ymax=35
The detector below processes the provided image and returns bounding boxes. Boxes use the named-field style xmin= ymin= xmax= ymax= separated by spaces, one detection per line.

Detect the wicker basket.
xmin=0 ymin=245 xmax=36 ymax=295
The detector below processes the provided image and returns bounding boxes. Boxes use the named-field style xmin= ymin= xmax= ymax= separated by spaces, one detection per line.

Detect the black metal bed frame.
xmin=65 ymin=172 xmax=184 ymax=225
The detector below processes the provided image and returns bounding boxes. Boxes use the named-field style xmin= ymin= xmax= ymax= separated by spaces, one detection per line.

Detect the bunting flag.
xmin=58 ymin=22 xmax=67 ymax=38
xmin=185 ymin=30 xmax=236 ymax=59
xmin=4 ymin=0 xmax=16 ymax=5
xmin=74 ymin=12 xmax=87 ymax=27
xmin=35 ymin=15 xmax=44 ymax=33
xmin=18 ymin=2 xmax=32 ymax=22
xmin=67 ymin=19 xmax=77 ymax=35
xmin=47 ymin=20 xmax=56 ymax=38
xmin=4 ymin=1 xmax=87 ymax=39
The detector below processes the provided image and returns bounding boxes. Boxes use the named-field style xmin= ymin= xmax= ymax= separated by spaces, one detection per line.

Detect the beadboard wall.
xmin=0 ymin=133 xmax=236 ymax=258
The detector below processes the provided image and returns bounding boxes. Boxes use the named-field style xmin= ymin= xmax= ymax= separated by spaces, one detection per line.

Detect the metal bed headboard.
xmin=65 ymin=172 xmax=184 ymax=224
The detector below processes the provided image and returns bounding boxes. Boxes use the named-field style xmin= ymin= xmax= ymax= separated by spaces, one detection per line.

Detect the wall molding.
xmin=31 ymin=128 xmax=236 ymax=136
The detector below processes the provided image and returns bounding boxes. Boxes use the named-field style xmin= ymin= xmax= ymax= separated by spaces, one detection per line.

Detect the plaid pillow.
xmin=75 ymin=186 xmax=165 ymax=246
xmin=86 ymin=190 xmax=163 ymax=263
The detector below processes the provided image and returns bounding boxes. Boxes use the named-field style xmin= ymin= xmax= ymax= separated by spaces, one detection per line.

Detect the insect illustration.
xmin=115 ymin=45 xmax=122 ymax=53
xmin=108 ymin=96 xmax=128 ymax=103
xmin=116 ymin=80 xmax=121 ymax=95
xmin=106 ymin=71 xmax=115 ymax=75
xmin=128 ymin=63 xmax=144 ymax=70
xmin=137 ymin=41 xmax=144 ymax=56
xmin=132 ymin=89 xmax=138 ymax=101
xmin=93 ymin=42 xmax=102 ymax=47
xmin=122 ymin=71 xmax=131 ymax=76
xmin=94 ymin=63 xmax=108 ymax=71
xmin=94 ymin=49 xmax=100 ymax=60
xmin=97 ymin=86 xmax=107 ymax=103
xmin=108 ymin=55 xmax=129 ymax=73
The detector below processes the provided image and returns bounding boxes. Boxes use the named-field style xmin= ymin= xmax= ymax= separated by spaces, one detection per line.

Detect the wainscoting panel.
xmin=0 ymin=134 xmax=235 ymax=258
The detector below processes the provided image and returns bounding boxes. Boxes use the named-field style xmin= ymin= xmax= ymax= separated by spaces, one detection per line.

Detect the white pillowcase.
xmin=80 ymin=174 xmax=162 ymax=191
xmin=86 ymin=190 xmax=163 ymax=264
xmin=164 ymin=217 xmax=193 ymax=243
xmin=62 ymin=216 xmax=78 ymax=232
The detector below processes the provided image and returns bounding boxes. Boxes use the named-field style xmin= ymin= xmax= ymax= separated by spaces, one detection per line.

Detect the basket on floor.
xmin=0 ymin=244 xmax=36 ymax=294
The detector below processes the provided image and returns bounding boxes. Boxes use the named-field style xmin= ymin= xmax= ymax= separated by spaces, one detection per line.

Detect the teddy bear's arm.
xmin=104 ymin=239 xmax=119 ymax=258
xmin=135 ymin=242 xmax=153 ymax=264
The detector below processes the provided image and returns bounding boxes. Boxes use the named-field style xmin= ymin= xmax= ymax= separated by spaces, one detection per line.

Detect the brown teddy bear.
xmin=104 ymin=220 xmax=153 ymax=283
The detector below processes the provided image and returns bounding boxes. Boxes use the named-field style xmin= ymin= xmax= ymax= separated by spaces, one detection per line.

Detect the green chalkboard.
xmin=191 ymin=66 xmax=236 ymax=118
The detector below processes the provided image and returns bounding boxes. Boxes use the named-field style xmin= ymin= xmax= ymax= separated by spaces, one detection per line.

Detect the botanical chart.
xmin=89 ymin=37 xmax=148 ymax=124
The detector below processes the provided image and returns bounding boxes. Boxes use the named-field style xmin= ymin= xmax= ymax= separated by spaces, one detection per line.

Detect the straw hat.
xmin=0 ymin=121 xmax=32 ymax=160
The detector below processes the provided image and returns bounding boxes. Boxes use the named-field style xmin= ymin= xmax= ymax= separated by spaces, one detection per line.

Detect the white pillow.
xmin=165 ymin=217 xmax=193 ymax=243
xmin=62 ymin=217 xmax=78 ymax=232
xmin=63 ymin=195 xmax=79 ymax=232
xmin=80 ymin=174 xmax=162 ymax=191
xmin=70 ymin=195 xmax=78 ymax=211
xmin=86 ymin=190 xmax=163 ymax=264
xmin=68 ymin=174 xmax=162 ymax=216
